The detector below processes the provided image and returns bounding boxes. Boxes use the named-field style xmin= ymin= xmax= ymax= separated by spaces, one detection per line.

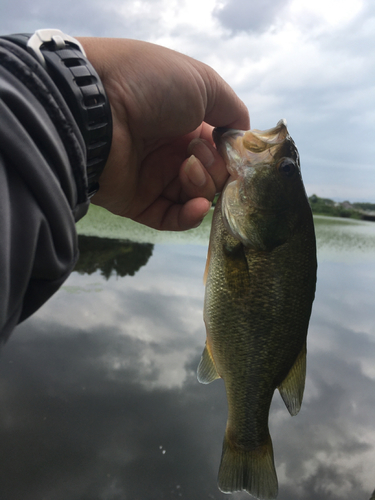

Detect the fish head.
xmin=213 ymin=120 xmax=308 ymax=251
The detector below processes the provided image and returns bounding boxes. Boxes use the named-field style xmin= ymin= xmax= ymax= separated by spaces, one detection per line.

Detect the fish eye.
xmin=278 ymin=158 xmax=296 ymax=178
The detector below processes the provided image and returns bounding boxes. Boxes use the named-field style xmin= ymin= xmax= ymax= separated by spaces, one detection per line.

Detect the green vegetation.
xmin=352 ymin=202 xmax=375 ymax=211
xmin=309 ymin=195 xmax=375 ymax=221
xmin=214 ymin=193 xmax=375 ymax=222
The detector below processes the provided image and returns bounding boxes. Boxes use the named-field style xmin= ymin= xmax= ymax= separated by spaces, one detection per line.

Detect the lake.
xmin=0 ymin=206 xmax=375 ymax=500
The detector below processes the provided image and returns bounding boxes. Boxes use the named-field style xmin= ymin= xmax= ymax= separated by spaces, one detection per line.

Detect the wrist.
xmin=2 ymin=30 xmax=113 ymax=198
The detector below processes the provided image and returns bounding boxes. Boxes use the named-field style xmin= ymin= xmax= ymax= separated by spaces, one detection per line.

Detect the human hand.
xmin=77 ymin=38 xmax=250 ymax=231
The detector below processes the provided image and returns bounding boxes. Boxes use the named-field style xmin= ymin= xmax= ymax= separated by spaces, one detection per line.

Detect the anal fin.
xmin=197 ymin=343 xmax=220 ymax=384
xmin=278 ymin=342 xmax=307 ymax=416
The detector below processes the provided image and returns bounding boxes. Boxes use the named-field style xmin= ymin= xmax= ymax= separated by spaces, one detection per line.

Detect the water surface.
xmin=1 ymin=209 xmax=375 ymax=500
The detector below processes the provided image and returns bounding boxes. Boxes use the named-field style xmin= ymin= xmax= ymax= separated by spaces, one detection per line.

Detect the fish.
xmin=197 ymin=119 xmax=317 ymax=499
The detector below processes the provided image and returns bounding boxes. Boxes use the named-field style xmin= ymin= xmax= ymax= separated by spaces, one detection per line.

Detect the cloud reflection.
xmin=1 ymin=223 xmax=375 ymax=499
xmin=0 ymin=319 xmax=229 ymax=500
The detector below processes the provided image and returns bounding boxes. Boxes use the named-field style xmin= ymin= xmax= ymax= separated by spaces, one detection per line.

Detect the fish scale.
xmin=198 ymin=120 xmax=317 ymax=499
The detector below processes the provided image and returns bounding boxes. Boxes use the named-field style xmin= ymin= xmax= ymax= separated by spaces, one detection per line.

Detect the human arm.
xmin=0 ymin=33 xmax=249 ymax=339
xmin=0 ymin=37 xmax=88 ymax=339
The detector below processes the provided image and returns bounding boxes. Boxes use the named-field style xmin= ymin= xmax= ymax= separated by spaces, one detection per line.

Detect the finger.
xmin=180 ymin=155 xmax=217 ymax=202
xmin=187 ymin=138 xmax=229 ymax=192
xmin=177 ymin=197 xmax=212 ymax=230
xmin=199 ymin=123 xmax=215 ymax=145
xmin=134 ymin=196 xmax=211 ymax=231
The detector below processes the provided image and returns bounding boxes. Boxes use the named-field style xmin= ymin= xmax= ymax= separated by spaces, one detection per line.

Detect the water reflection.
xmin=75 ymin=235 xmax=154 ymax=279
xmin=1 ymin=217 xmax=375 ymax=499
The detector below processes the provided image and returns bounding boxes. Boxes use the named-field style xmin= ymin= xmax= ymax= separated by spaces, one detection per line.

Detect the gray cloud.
xmin=2 ymin=0 xmax=374 ymax=203
xmin=0 ymin=0 xmax=166 ymax=39
xmin=213 ymin=0 xmax=290 ymax=33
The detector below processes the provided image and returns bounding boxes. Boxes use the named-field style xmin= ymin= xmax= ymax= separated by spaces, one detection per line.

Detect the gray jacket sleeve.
xmin=0 ymin=39 xmax=90 ymax=341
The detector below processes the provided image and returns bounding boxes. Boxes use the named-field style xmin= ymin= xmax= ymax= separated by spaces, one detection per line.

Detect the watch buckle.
xmin=26 ymin=29 xmax=87 ymax=68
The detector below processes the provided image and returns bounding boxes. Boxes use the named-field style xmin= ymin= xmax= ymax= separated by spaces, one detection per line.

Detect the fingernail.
xmin=202 ymin=202 xmax=212 ymax=217
xmin=185 ymin=155 xmax=206 ymax=187
xmin=188 ymin=139 xmax=215 ymax=168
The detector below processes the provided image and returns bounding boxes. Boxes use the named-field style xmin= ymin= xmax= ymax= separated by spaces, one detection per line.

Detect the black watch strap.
xmin=2 ymin=29 xmax=112 ymax=198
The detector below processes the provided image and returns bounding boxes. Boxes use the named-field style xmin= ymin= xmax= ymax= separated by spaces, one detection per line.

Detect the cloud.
xmin=2 ymin=0 xmax=374 ymax=202
xmin=213 ymin=0 xmax=290 ymax=33
xmin=0 ymin=0 xmax=167 ymax=39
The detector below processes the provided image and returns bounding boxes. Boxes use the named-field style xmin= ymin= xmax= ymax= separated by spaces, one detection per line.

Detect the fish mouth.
xmin=213 ymin=120 xmax=289 ymax=178
xmin=213 ymin=127 xmax=244 ymax=150
xmin=212 ymin=128 xmax=246 ymax=177
xmin=247 ymin=119 xmax=288 ymax=146
xmin=213 ymin=120 xmax=288 ymax=150
xmin=212 ymin=126 xmax=227 ymax=144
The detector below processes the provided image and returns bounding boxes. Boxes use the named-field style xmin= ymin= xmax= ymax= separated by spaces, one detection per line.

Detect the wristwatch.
xmin=2 ymin=29 xmax=112 ymax=198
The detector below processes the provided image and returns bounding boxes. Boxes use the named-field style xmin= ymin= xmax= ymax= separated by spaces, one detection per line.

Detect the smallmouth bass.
xmin=198 ymin=120 xmax=317 ymax=499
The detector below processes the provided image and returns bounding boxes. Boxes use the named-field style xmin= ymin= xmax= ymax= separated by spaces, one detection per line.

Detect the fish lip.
xmin=212 ymin=127 xmax=244 ymax=149
xmin=212 ymin=126 xmax=228 ymax=143
xmin=248 ymin=119 xmax=288 ymax=142
xmin=213 ymin=120 xmax=287 ymax=146
xmin=213 ymin=121 xmax=289 ymax=174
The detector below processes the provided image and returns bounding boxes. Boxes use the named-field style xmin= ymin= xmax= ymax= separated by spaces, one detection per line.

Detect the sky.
xmin=2 ymin=0 xmax=374 ymax=201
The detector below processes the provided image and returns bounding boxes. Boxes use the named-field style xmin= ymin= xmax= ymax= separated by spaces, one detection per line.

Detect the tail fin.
xmin=218 ymin=432 xmax=278 ymax=500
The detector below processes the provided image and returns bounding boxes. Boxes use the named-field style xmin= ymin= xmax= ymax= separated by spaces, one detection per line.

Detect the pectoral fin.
xmin=197 ymin=343 xmax=220 ymax=384
xmin=278 ymin=342 xmax=307 ymax=416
